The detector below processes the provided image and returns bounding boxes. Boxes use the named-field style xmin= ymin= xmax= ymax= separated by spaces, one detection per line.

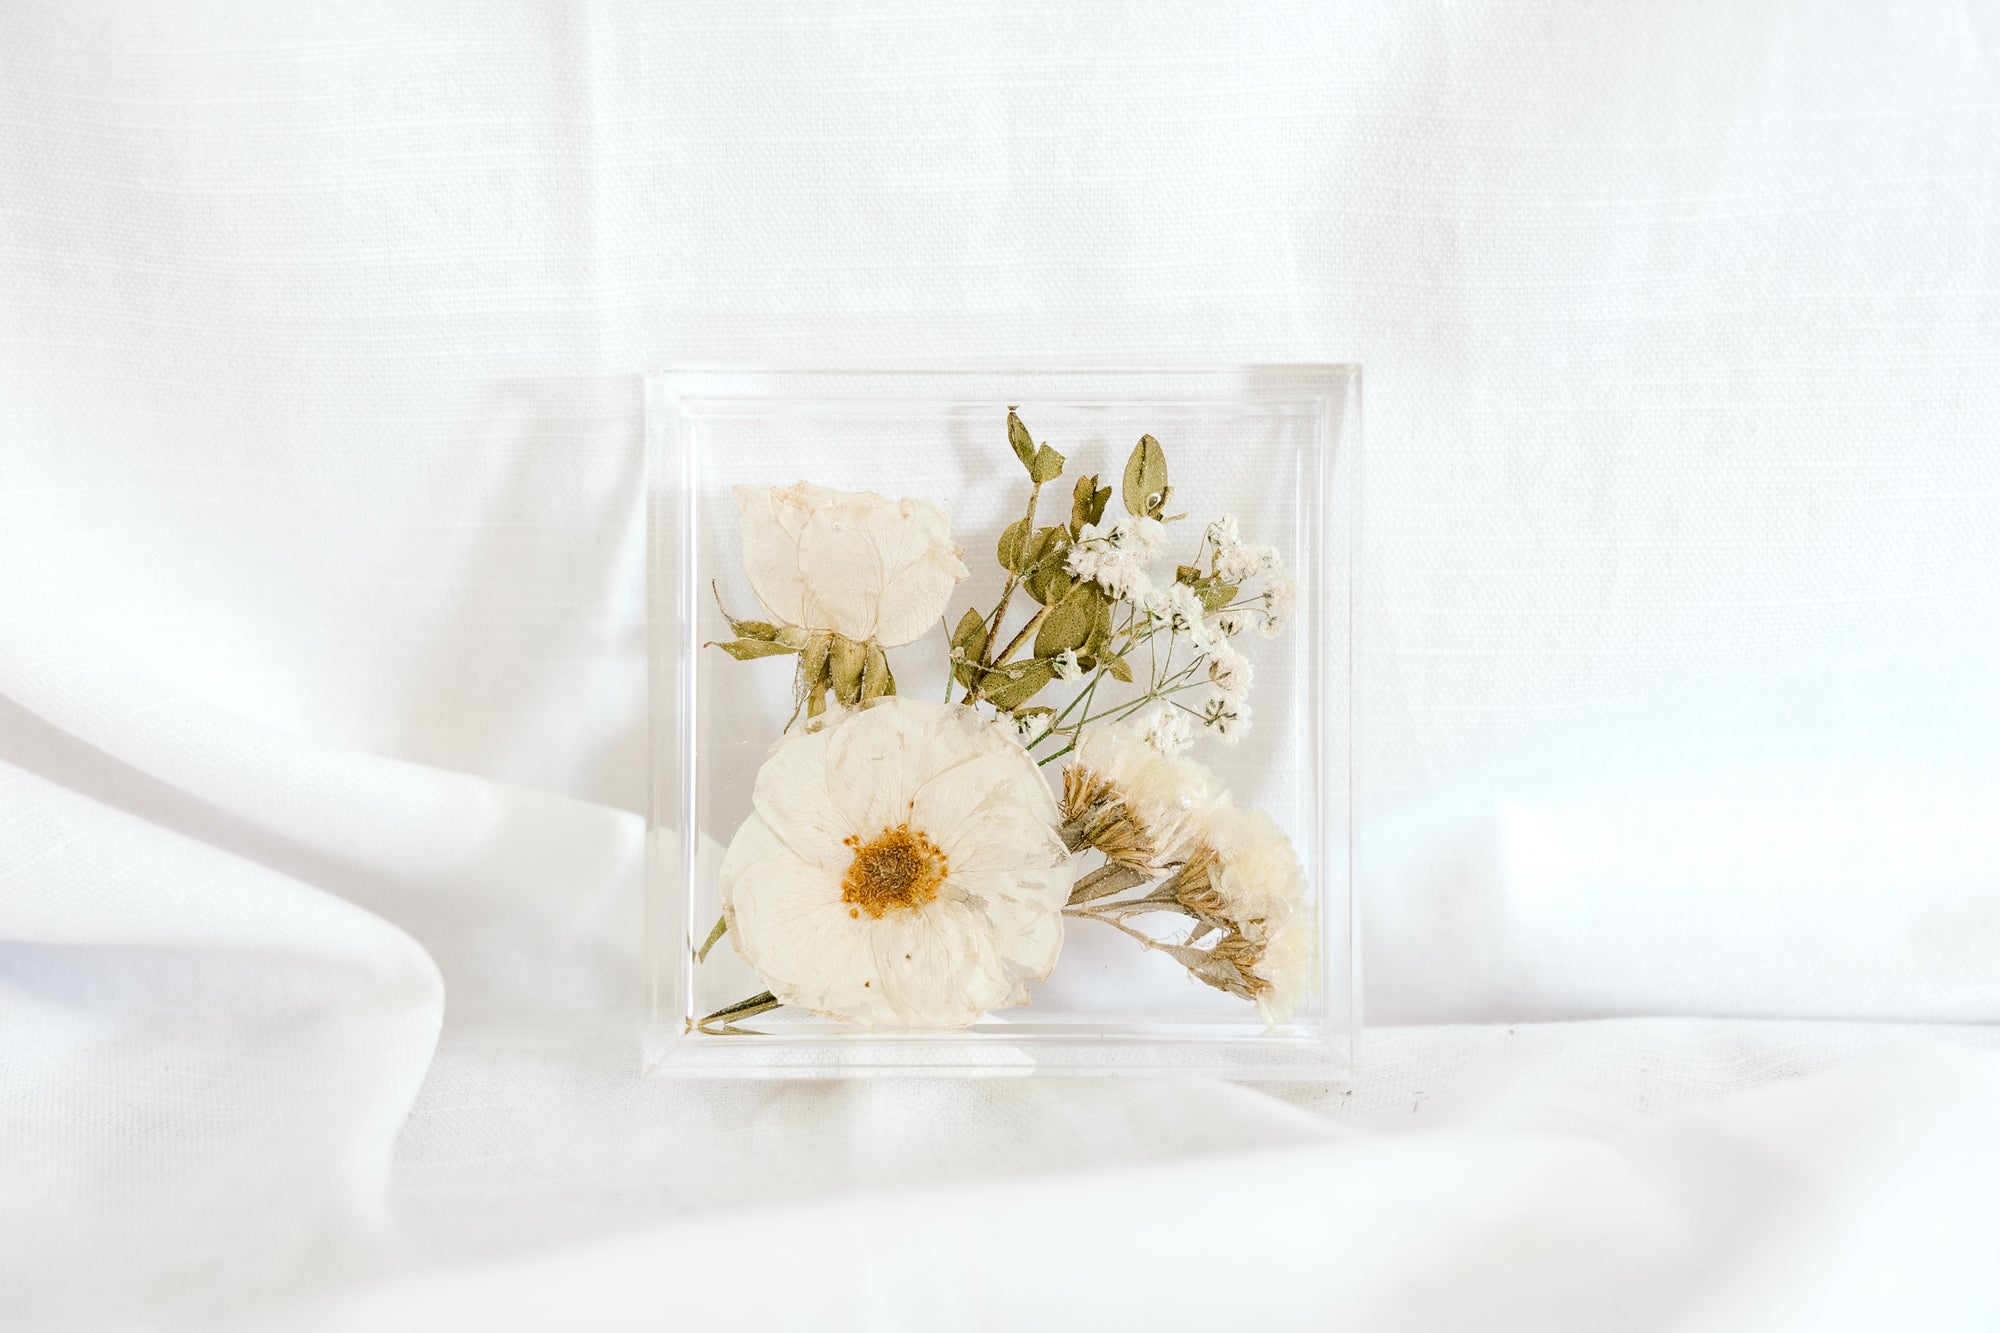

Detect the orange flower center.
xmin=841 ymin=823 xmax=948 ymax=918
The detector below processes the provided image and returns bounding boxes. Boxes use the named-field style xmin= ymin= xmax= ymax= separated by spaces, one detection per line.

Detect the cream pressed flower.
xmin=735 ymin=482 xmax=969 ymax=648
xmin=1061 ymin=721 xmax=1224 ymax=870
xmin=1163 ymin=801 xmax=1313 ymax=1022
xmin=719 ymin=698 xmax=1072 ymax=1026
xmin=1199 ymin=802 xmax=1307 ymax=935
xmin=1249 ymin=913 xmax=1314 ymax=1026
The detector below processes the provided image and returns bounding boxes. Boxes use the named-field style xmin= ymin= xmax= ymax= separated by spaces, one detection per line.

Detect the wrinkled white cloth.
xmin=4 ymin=2 xmax=1999 ymax=1329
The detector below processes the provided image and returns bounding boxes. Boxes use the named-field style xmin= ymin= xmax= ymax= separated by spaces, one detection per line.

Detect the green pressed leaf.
xmin=730 ymin=618 xmax=781 ymax=641
xmin=1104 ymin=654 xmax=1134 ymax=683
xmin=1199 ymin=582 xmax=1238 ymax=613
xmin=981 ymin=658 xmax=1054 ymax=709
xmin=1070 ymin=474 xmax=1109 ymax=535
xmin=1090 ymin=591 xmax=1114 ymax=644
xmin=695 ymin=914 xmax=728 ymax=962
xmin=1022 ymin=527 xmax=1072 ymax=604
xmin=1070 ymin=475 xmax=1094 ymax=535
xmin=1122 ymin=434 xmax=1169 ymax=517
xmin=1007 ymin=410 xmax=1037 ymax=471
xmin=710 ymin=637 xmax=797 ymax=660
xmin=1035 ymin=584 xmax=1097 ymax=658
xmin=1176 ymin=564 xmax=1202 ymax=585
xmin=1029 ymin=566 xmax=1075 ymax=608
xmin=997 ymin=516 xmax=1030 ymax=572
xmin=951 ymin=606 xmax=986 ymax=655
xmin=1029 ymin=443 xmax=1066 ymax=484
xmin=698 ymin=990 xmax=781 ymax=1032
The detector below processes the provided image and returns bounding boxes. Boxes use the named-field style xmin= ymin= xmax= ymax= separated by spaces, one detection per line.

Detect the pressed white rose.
xmin=720 ymin=698 xmax=1072 ymax=1027
xmin=735 ymin=481 xmax=969 ymax=648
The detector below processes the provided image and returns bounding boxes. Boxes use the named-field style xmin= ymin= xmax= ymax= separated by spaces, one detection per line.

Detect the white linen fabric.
xmin=3 ymin=2 xmax=1998 ymax=1328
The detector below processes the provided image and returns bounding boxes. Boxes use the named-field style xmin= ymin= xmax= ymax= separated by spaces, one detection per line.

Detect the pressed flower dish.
xmin=646 ymin=367 xmax=1358 ymax=1078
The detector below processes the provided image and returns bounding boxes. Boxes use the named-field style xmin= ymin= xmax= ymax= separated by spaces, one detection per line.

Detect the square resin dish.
xmin=646 ymin=367 xmax=1358 ymax=1077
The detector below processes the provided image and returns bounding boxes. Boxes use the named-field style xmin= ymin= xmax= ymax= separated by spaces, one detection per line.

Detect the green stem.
xmin=1031 ymin=664 xmax=1105 ymax=749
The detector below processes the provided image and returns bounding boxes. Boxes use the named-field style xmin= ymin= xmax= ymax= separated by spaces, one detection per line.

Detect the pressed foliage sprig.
xmin=696 ymin=410 xmax=1305 ymax=1033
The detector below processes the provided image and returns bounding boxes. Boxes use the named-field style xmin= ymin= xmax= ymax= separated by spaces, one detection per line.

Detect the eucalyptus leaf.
xmin=1022 ymin=527 xmax=1072 ymax=604
xmin=981 ymin=658 xmax=1054 ymax=709
xmin=1199 ymin=581 xmax=1239 ymax=613
xmin=1029 ymin=564 xmax=1075 ymax=608
xmin=997 ymin=516 xmax=1030 ymax=572
xmin=1035 ymin=584 xmax=1097 ymax=658
xmin=1122 ymin=434 xmax=1169 ymax=517
xmin=1007 ymin=410 xmax=1037 ymax=471
xmin=951 ymin=607 xmax=986 ymax=655
xmin=1070 ymin=474 xmax=1109 ymax=535
xmin=1029 ymin=443 xmax=1066 ymax=484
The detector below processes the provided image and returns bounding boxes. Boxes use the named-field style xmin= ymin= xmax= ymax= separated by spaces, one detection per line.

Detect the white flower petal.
xmin=737 ymin=482 xmax=967 ymax=647
xmin=745 ymin=723 xmax=853 ymax=870
xmin=717 ymin=698 xmax=1072 ymax=1027
xmin=909 ymin=747 xmax=1059 ymax=851
xmin=721 ymin=820 xmax=878 ymax=999
xmin=734 ymin=484 xmax=814 ymax=629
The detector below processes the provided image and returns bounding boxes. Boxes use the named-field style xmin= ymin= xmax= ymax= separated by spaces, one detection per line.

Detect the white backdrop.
xmin=3 ymin=3 xmax=1999 ymax=1329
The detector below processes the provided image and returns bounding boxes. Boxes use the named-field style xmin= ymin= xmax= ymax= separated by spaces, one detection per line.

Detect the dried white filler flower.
xmin=1139 ymin=704 xmax=1194 ymax=756
xmin=735 ymin=482 xmax=969 ymax=648
xmin=1248 ymin=913 xmax=1314 ymax=1027
xmin=1012 ymin=710 xmax=1051 ymax=744
xmin=1065 ymin=516 xmax=1162 ymax=602
xmin=1167 ymin=801 xmax=1313 ymax=1024
xmin=720 ymin=698 xmax=1072 ymax=1026
xmin=1061 ymin=721 xmax=1224 ymax=870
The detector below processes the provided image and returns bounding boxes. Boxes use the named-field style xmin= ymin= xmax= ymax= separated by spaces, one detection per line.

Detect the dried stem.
xmin=695 ymin=913 xmax=728 ymax=963
xmin=993 ymin=602 xmax=1050 ymax=666
xmin=977 ymin=480 xmax=1042 ymax=669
